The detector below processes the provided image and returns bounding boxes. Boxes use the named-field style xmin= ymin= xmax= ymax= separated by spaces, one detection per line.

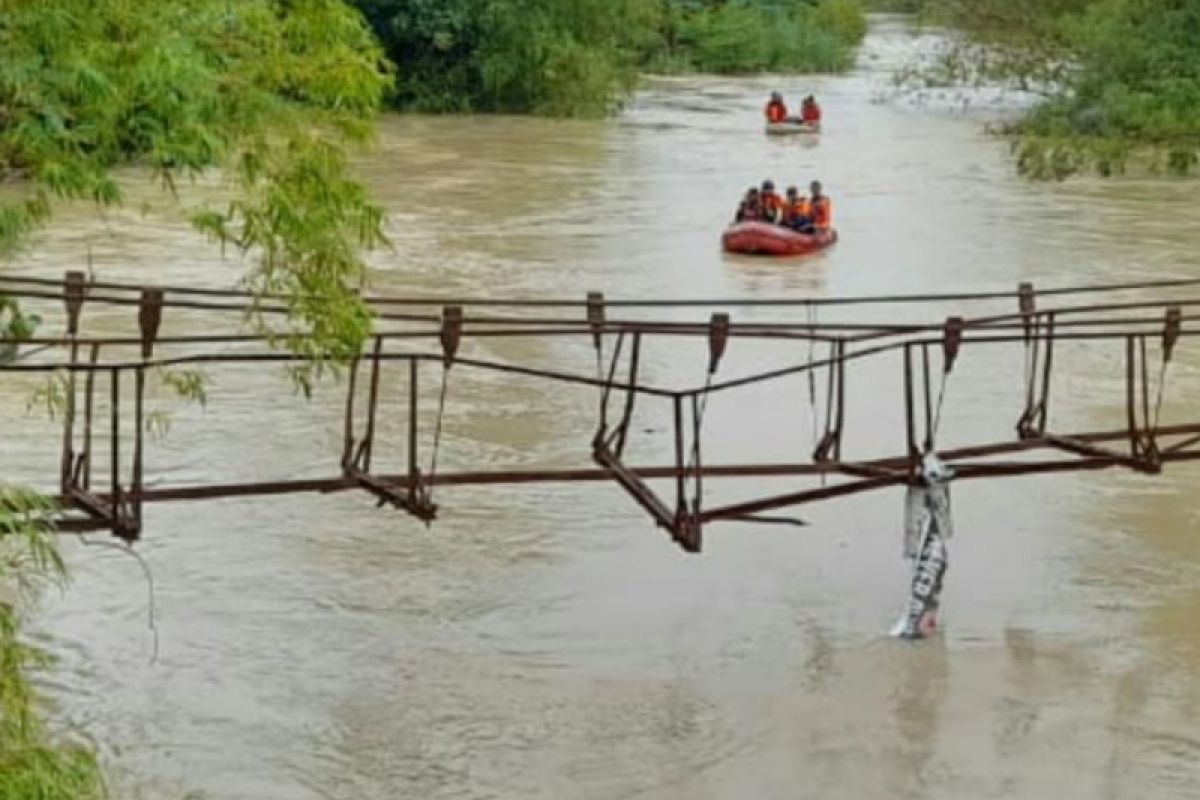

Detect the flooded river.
xmin=5 ymin=15 xmax=1200 ymax=800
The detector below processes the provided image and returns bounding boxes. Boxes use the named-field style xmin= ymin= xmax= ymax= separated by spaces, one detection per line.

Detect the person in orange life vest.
xmin=765 ymin=91 xmax=788 ymax=123
xmin=801 ymin=95 xmax=822 ymax=124
xmin=784 ymin=185 xmax=814 ymax=232
xmin=760 ymin=179 xmax=784 ymax=223
xmin=734 ymin=187 xmax=763 ymax=222
xmin=809 ymin=180 xmax=832 ymax=230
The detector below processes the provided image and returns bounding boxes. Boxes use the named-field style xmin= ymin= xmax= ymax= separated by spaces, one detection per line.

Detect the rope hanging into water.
xmin=684 ymin=314 xmax=731 ymax=519
xmin=929 ymin=339 xmax=956 ymax=448
xmin=425 ymin=307 xmax=463 ymax=508
xmin=930 ymin=366 xmax=951 ymax=448
xmin=595 ymin=332 xmax=627 ymax=446
xmin=685 ymin=373 xmax=714 ymax=512
xmin=1151 ymin=362 xmax=1173 ymax=438
xmin=1148 ymin=308 xmax=1183 ymax=443
xmin=1021 ymin=315 xmax=1036 ymax=413
xmin=425 ymin=368 xmax=450 ymax=506
xmin=812 ymin=339 xmax=844 ymax=467
xmin=806 ymin=303 xmax=820 ymax=455
xmin=591 ymin=292 xmax=606 ymax=393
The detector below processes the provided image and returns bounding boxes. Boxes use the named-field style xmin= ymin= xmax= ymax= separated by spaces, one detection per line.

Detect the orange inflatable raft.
xmin=721 ymin=221 xmax=838 ymax=257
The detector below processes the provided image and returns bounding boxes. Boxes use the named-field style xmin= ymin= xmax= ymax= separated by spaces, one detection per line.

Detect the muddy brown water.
xmin=2 ymin=15 xmax=1200 ymax=800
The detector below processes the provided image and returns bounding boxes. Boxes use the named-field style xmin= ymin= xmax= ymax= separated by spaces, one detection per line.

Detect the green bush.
xmin=475 ymin=0 xmax=648 ymax=116
xmin=650 ymin=0 xmax=868 ymax=75
xmin=902 ymin=0 xmax=1200 ymax=177
xmin=814 ymin=0 xmax=870 ymax=45
xmin=1010 ymin=0 xmax=1200 ymax=176
xmin=354 ymin=0 xmax=656 ymax=116
xmin=1 ymin=0 xmax=392 ymax=380
xmin=354 ymin=0 xmax=868 ymax=114
xmin=0 ymin=489 xmax=108 ymax=800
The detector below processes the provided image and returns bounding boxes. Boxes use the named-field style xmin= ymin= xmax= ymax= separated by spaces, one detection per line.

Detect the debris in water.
xmin=891 ymin=452 xmax=954 ymax=640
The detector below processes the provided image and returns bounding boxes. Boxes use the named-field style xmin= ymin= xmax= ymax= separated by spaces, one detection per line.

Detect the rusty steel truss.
xmin=2 ymin=271 xmax=1200 ymax=552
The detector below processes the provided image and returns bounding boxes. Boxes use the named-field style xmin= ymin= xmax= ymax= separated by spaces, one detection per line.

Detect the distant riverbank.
xmin=353 ymin=0 xmax=868 ymax=117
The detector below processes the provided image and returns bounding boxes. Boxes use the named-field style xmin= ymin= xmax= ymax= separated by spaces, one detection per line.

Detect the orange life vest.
xmin=788 ymin=197 xmax=812 ymax=221
xmin=801 ymin=102 xmax=821 ymax=123
xmin=765 ymin=101 xmax=787 ymax=123
xmin=811 ymin=196 xmax=832 ymax=229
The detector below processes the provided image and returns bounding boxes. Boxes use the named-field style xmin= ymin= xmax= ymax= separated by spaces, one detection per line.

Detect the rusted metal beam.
xmin=37 ymin=421 xmax=1200 ymax=506
xmin=593 ymin=445 xmax=678 ymax=539
xmin=1043 ymin=434 xmax=1143 ymax=471
xmin=346 ymin=467 xmax=437 ymax=523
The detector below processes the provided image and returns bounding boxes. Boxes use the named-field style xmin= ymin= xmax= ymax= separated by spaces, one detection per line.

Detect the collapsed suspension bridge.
xmin=2 ymin=270 xmax=1200 ymax=552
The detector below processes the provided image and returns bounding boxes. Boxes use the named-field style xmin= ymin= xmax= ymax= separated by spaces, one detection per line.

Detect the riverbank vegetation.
xmin=896 ymin=0 xmax=1200 ymax=178
xmin=1 ymin=2 xmax=395 ymax=793
xmin=1 ymin=0 xmax=392 ymax=365
xmin=352 ymin=0 xmax=868 ymax=116
xmin=647 ymin=0 xmax=867 ymax=75
xmin=0 ymin=490 xmax=107 ymax=800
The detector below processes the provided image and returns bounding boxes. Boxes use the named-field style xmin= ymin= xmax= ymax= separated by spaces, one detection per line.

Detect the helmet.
xmin=761 ymin=179 xmax=775 ymax=191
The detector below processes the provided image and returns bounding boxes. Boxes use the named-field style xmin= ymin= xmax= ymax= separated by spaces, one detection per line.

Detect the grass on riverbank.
xmin=0 ymin=489 xmax=108 ymax=800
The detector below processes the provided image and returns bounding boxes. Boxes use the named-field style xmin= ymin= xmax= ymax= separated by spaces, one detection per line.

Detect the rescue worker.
xmin=764 ymin=91 xmax=788 ymax=124
xmin=801 ymin=95 xmax=822 ymax=125
xmin=809 ymin=180 xmax=832 ymax=231
xmin=783 ymin=185 xmax=814 ymax=232
xmin=760 ymin=179 xmax=784 ymax=224
xmin=734 ymin=187 xmax=763 ymax=222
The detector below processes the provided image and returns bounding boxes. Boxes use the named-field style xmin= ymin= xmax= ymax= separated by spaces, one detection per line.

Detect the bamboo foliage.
xmin=0 ymin=0 xmax=393 ymax=365
xmin=0 ymin=488 xmax=107 ymax=800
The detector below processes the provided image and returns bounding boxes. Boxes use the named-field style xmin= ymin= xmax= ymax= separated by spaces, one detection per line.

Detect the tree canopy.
xmin=0 ymin=0 xmax=393 ymax=366
xmin=352 ymin=0 xmax=867 ymax=116
xmin=1 ymin=4 xmax=393 ymax=796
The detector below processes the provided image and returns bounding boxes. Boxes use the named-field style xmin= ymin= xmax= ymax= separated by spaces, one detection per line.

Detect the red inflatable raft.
xmin=721 ymin=221 xmax=838 ymax=257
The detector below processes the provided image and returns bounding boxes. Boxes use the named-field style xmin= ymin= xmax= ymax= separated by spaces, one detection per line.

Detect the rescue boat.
xmin=765 ymin=120 xmax=820 ymax=136
xmin=721 ymin=221 xmax=838 ymax=257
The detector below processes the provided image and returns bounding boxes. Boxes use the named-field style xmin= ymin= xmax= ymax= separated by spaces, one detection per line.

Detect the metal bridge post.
xmin=127 ymin=289 xmax=162 ymax=539
xmin=587 ymin=291 xmax=605 ymax=351
xmin=356 ymin=335 xmax=383 ymax=472
xmin=341 ymin=352 xmax=360 ymax=470
xmin=59 ymin=271 xmax=87 ymax=495
xmin=78 ymin=344 xmax=99 ymax=491
xmin=1018 ymin=281 xmax=1035 ymax=344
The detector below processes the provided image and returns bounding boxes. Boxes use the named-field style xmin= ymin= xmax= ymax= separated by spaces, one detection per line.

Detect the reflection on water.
xmin=2 ymin=13 xmax=1199 ymax=800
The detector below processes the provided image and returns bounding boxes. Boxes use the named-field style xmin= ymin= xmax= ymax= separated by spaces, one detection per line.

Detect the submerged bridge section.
xmin=2 ymin=271 xmax=1199 ymax=552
